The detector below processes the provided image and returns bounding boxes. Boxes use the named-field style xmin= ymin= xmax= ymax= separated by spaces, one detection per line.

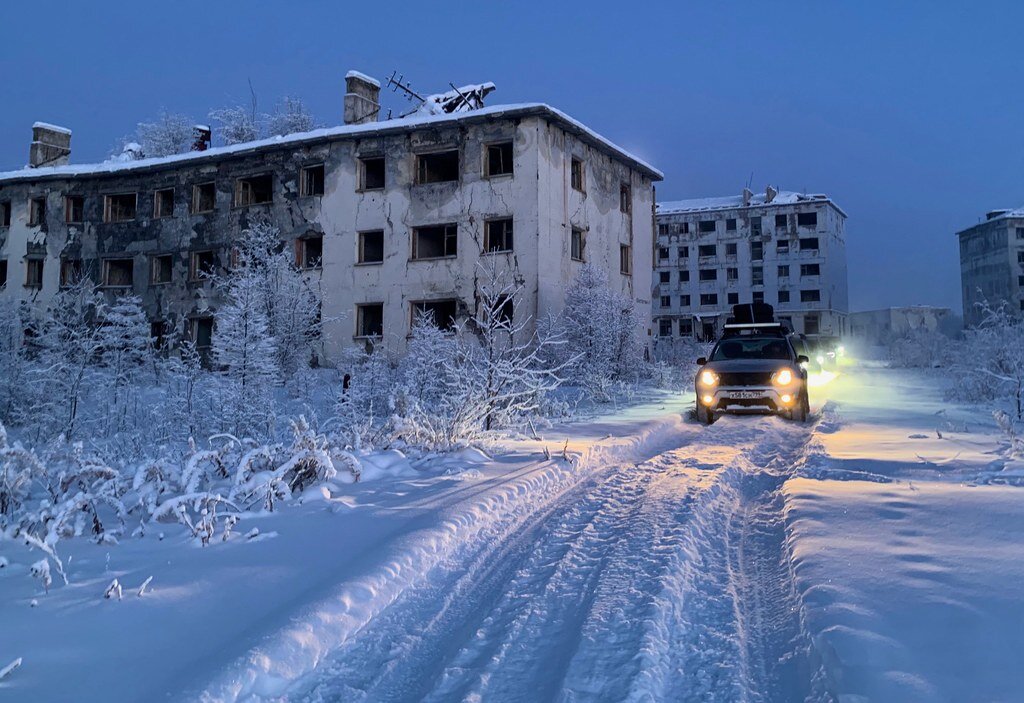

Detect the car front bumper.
xmin=696 ymin=385 xmax=801 ymax=414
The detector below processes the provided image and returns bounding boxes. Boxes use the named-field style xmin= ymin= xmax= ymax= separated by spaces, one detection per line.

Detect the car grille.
xmin=718 ymin=371 xmax=773 ymax=386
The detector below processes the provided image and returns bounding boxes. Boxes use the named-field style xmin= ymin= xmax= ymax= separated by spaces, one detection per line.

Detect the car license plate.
xmin=730 ymin=391 xmax=766 ymax=400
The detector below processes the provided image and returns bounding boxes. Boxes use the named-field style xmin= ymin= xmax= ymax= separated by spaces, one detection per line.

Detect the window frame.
xmin=191 ymin=182 xmax=217 ymax=214
xmin=620 ymin=244 xmax=632 ymax=275
xmin=25 ymin=258 xmax=44 ymax=289
xmin=64 ymin=195 xmax=84 ymax=224
xmin=299 ymin=163 xmax=326 ymax=197
xmin=570 ymin=157 xmax=585 ymax=193
xmin=484 ymin=141 xmax=514 ymax=178
xmin=296 ymin=234 xmax=324 ymax=270
xmin=234 ymin=173 xmax=274 ymax=207
xmin=0 ymin=201 xmax=10 ymax=228
xmin=358 ymin=156 xmax=386 ymax=191
xmin=189 ymin=249 xmax=217 ymax=282
xmin=619 ymin=183 xmax=631 ymax=214
xmin=415 ymin=149 xmax=460 ymax=185
xmin=59 ymin=258 xmax=83 ymax=288
xmin=355 ymin=302 xmax=385 ymax=339
xmin=151 ymin=254 xmax=174 ymax=285
xmin=101 ymin=257 xmax=135 ymax=289
xmin=28 ymin=196 xmax=46 ymax=226
xmin=357 ymin=229 xmax=385 ymax=265
xmin=483 ymin=218 xmax=514 ymax=254
xmin=153 ymin=188 xmax=175 ymax=219
xmin=411 ymin=223 xmax=458 ymax=261
xmin=570 ymin=226 xmax=587 ymax=262
xmin=103 ymin=192 xmax=138 ymax=223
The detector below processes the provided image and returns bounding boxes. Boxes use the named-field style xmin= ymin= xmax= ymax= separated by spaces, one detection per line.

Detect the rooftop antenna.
xmin=745 ymin=171 xmax=754 ymax=190
xmin=385 ymin=71 xmax=425 ymax=104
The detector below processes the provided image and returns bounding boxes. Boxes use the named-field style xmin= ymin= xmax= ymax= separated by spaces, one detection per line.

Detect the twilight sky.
xmin=2 ymin=0 xmax=1022 ymax=314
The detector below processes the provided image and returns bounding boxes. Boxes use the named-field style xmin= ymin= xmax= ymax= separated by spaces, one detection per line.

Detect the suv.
xmin=695 ymin=317 xmax=810 ymax=424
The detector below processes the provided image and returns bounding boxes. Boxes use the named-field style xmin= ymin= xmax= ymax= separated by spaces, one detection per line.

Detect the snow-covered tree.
xmin=0 ymin=299 xmax=33 ymax=426
xmin=98 ymin=295 xmax=153 ymax=431
xmin=264 ymin=96 xmax=317 ymax=137
xmin=134 ymin=111 xmax=195 ymax=158
xmin=209 ymin=105 xmax=260 ymax=146
xmin=335 ymin=342 xmax=395 ymax=449
xmin=948 ymin=302 xmax=1024 ymax=418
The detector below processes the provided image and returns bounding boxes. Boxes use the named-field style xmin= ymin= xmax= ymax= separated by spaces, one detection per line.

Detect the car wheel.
xmin=789 ymin=391 xmax=810 ymax=423
xmin=697 ymin=403 xmax=715 ymax=425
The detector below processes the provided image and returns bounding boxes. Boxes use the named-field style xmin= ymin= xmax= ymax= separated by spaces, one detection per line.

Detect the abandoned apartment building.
xmin=957 ymin=206 xmax=1024 ymax=328
xmin=654 ymin=187 xmax=849 ymax=341
xmin=0 ymin=72 xmax=661 ymax=362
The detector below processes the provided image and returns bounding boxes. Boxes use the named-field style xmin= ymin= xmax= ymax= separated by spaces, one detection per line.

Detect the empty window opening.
xmin=778 ymin=290 xmax=790 ymax=303
xmin=104 ymin=193 xmax=137 ymax=223
xmin=699 ymin=244 xmax=716 ymax=257
xmin=726 ymin=218 xmax=737 ymax=231
xmin=25 ymin=259 xmax=44 ymax=288
xmin=151 ymin=254 xmax=173 ymax=284
xmin=777 ymin=239 xmax=790 ymax=254
xmin=679 ymin=270 xmax=690 ymax=282
xmin=356 ymin=303 xmax=384 ymax=338
xmin=700 ymin=293 xmax=718 ymax=306
xmin=753 ymin=291 xmax=765 ymax=304
xmin=658 ymin=247 xmax=669 ymax=260
xmin=484 ymin=218 xmax=514 ymax=253
xmin=799 ymin=237 xmax=819 ymax=251
xmin=680 ymin=294 xmax=691 ymax=306
xmin=296 ymin=235 xmax=323 ymax=269
xmin=752 ymin=266 xmax=764 ymax=285
xmin=192 ymin=182 xmax=216 ymax=213
xmin=699 ymin=220 xmax=715 ymax=233
xmin=190 ymin=250 xmax=216 ymax=281
xmin=726 ymin=242 xmax=737 ymax=256
xmin=620 ymin=244 xmax=632 ymax=275
xmin=778 ymin=265 xmax=790 ymax=278
xmin=800 ymin=263 xmax=821 ymax=277
xmin=750 ymin=216 xmax=762 ymax=235
xmin=154 ymin=188 xmax=174 ymax=218
xmin=358 ymin=230 xmax=384 ymax=264
xmin=359 ymin=157 xmax=385 ymax=190
xmin=751 ymin=241 xmax=764 ymax=261
xmin=412 ymin=299 xmax=458 ymax=331
xmin=103 ymin=258 xmax=134 ymax=287
xmin=620 ymin=183 xmax=631 ymax=213
xmin=699 ymin=268 xmax=717 ymax=281
xmin=659 ymin=319 xmax=672 ymax=337
xmin=60 ymin=258 xmax=82 ymax=287
xmin=775 ymin=214 xmax=788 ymax=228
xmin=1 ymin=201 xmax=10 ymax=227
xmin=800 ymin=289 xmax=821 ymax=303
xmin=571 ymin=227 xmax=586 ymax=262
xmin=29 ymin=197 xmax=46 ymax=226
xmin=416 ymin=150 xmax=460 ymax=184
xmin=804 ymin=315 xmax=820 ymax=335
xmin=190 ymin=317 xmax=214 ymax=349
xmin=65 ymin=196 xmax=84 ymax=224
xmin=0 ymin=260 xmax=6 ymax=287
xmin=728 ymin=292 xmax=739 ymax=305
xmin=570 ymin=157 xmax=585 ymax=192
xmin=412 ymin=224 xmax=458 ymax=260
xmin=798 ymin=212 xmax=817 ymax=227
xmin=300 ymin=164 xmax=325 ymax=197
xmin=726 ymin=267 xmax=738 ymax=281
xmin=678 ymin=246 xmax=689 ymax=258
xmin=660 ymin=295 xmax=671 ymax=308
xmin=235 ymin=174 xmax=273 ymax=206
xmin=659 ymin=271 xmax=670 ymax=284
xmin=486 ymin=142 xmax=514 ymax=177
xmin=679 ymin=319 xmax=693 ymax=336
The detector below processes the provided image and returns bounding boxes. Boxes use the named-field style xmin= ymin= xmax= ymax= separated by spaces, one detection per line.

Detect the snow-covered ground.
xmin=3 ymin=364 xmax=1023 ymax=702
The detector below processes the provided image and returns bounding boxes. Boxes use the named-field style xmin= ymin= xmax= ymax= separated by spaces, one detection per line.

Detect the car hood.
xmin=701 ymin=359 xmax=794 ymax=374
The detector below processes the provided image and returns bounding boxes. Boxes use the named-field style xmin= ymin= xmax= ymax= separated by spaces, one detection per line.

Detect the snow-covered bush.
xmin=947 ymin=303 xmax=1024 ymax=417
xmin=0 ymin=298 xmax=34 ymax=426
xmin=209 ymin=105 xmax=260 ymax=145
xmin=264 ymin=96 xmax=317 ymax=137
xmin=133 ymin=111 xmax=195 ymax=158
xmin=335 ymin=342 xmax=396 ymax=449
xmin=887 ymin=327 xmax=955 ymax=369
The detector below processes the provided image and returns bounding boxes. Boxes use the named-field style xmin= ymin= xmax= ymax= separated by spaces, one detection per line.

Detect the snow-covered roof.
xmin=657 ymin=191 xmax=843 ymax=216
xmin=955 ymin=206 xmax=1024 ymax=235
xmin=32 ymin=121 xmax=71 ymax=135
xmin=0 ymin=104 xmax=662 ymax=183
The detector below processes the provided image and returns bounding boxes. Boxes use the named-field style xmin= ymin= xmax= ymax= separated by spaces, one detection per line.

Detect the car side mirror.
xmin=797 ymin=355 xmax=809 ymax=365
xmin=696 ymin=357 xmax=707 ymax=366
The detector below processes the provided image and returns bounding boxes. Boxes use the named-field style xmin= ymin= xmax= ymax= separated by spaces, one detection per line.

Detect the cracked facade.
xmin=957 ymin=208 xmax=1024 ymax=327
xmin=0 ymin=74 xmax=660 ymax=361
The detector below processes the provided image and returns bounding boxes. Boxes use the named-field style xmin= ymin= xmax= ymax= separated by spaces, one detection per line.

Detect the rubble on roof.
xmin=413 ymin=83 xmax=497 ymax=116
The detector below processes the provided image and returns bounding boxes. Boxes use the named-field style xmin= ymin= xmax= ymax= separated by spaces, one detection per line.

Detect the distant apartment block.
xmin=0 ymin=73 xmax=660 ymax=362
xmin=957 ymin=207 xmax=1024 ymax=327
xmin=848 ymin=306 xmax=954 ymax=345
xmin=654 ymin=187 xmax=849 ymax=340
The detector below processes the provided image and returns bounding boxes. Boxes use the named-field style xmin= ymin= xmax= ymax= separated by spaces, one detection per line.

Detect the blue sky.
xmin=2 ymin=0 xmax=1022 ymax=313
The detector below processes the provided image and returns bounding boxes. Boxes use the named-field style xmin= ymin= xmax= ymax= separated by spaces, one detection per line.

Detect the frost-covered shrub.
xmin=335 ymin=342 xmax=396 ymax=449
xmin=134 ymin=111 xmax=195 ymax=158
xmin=264 ymin=96 xmax=317 ymax=137
xmin=887 ymin=327 xmax=955 ymax=369
xmin=947 ymin=303 xmax=1024 ymax=417
xmin=209 ymin=105 xmax=259 ymax=145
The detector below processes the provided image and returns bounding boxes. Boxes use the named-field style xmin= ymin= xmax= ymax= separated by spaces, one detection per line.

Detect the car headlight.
xmin=773 ymin=368 xmax=795 ymax=386
xmin=816 ymin=355 xmax=825 ymax=364
xmin=699 ymin=370 xmax=719 ymax=387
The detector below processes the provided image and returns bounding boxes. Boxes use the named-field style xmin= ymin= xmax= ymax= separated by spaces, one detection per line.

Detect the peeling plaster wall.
xmin=958 ymin=217 xmax=1024 ymax=328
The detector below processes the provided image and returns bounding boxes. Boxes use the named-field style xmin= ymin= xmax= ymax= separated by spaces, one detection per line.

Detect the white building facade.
xmin=653 ymin=188 xmax=848 ymax=341
xmin=0 ymin=74 xmax=660 ymax=362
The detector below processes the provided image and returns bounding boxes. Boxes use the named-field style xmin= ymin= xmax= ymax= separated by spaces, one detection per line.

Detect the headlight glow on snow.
xmin=699 ymin=370 xmax=719 ymax=387
xmin=774 ymin=368 xmax=794 ymax=386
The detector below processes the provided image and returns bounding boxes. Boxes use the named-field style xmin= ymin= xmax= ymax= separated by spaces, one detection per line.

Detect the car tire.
xmin=696 ymin=403 xmax=714 ymax=425
xmin=789 ymin=390 xmax=810 ymax=423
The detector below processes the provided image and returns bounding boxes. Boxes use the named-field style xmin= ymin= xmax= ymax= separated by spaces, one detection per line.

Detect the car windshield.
xmin=710 ymin=337 xmax=792 ymax=361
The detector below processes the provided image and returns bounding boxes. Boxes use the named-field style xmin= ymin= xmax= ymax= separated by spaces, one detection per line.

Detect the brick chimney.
xmin=765 ymin=185 xmax=778 ymax=204
xmin=344 ymin=71 xmax=380 ymax=125
xmin=742 ymin=187 xmax=753 ymax=206
xmin=29 ymin=122 xmax=71 ymax=168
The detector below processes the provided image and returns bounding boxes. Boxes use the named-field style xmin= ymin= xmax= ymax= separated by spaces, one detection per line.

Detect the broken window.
xmin=25 ymin=259 xmax=44 ymax=288
xmin=680 ymin=294 xmax=691 ymax=307
xmin=699 ymin=220 xmax=715 ymax=233
xmin=300 ymin=164 xmax=325 ymax=197
xmin=728 ymin=292 xmax=739 ymax=305
xmin=699 ymin=268 xmax=717 ymax=281
xmin=104 ymin=193 xmax=137 ymax=223
xmin=678 ymin=246 xmax=689 ymax=258
xmin=775 ymin=214 xmax=788 ymax=228
xmin=777 ymin=239 xmax=790 ymax=254
xmin=751 ymin=241 xmax=764 ymax=261
xmin=620 ymin=184 xmax=631 ymax=214
xmin=700 ymin=293 xmax=718 ymax=306
xmin=679 ymin=318 xmax=693 ymax=336
xmin=726 ymin=242 xmax=737 ymax=256
xmin=570 ymin=157 xmax=585 ymax=192
xmin=750 ymin=216 xmax=762 ymax=236
xmin=103 ymin=258 xmax=134 ymax=287
xmin=1018 ymin=227 xmax=1024 ymax=240
xmin=804 ymin=315 xmax=820 ymax=335
xmin=659 ymin=271 xmax=670 ymax=284
xmin=658 ymin=224 xmax=669 ymax=236
xmin=190 ymin=317 xmax=214 ymax=349
xmin=486 ymin=142 xmax=514 ymax=177
xmin=778 ymin=264 xmax=790 ymax=279
xmin=752 ymin=266 xmax=764 ymax=285
xmin=799 ymin=237 xmax=819 ymax=251
xmin=571 ymin=227 xmax=586 ymax=262
xmin=619 ymin=244 xmax=632 ymax=275
xmin=658 ymin=319 xmax=672 ymax=337
xmin=189 ymin=250 xmax=216 ymax=281
xmin=412 ymin=223 xmax=458 ymax=260
xmin=29 ymin=197 xmax=46 ymax=226
xmin=192 ymin=182 xmax=216 ymax=214
xmin=0 ymin=201 xmax=10 ymax=227
xmin=726 ymin=218 xmax=736 ymax=231
xmin=778 ymin=290 xmax=790 ymax=303
xmin=800 ymin=263 xmax=821 ymax=277
xmin=60 ymin=258 xmax=82 ymax=287
xmin=660 ymin=295 xmax=671 ymax=307
xmin=412 ymin=299 xmax=458 ymax=331
xmin=679 ymin=270 xmax=690 ymax=283
xmin=753 ymin=291 xmax=765 ymax=304
xmin=356 ymin=303 xmax=384 ymax=338
xmin=151 ymin=254 xmax=173 ymax=284
xmin=154 ymin=188 xmax=174 ymax=218
xmin=680 ymin=222 xmax=690 ymax=234
xmin=0 ymin=260 xmax=6 ymax=287
xmin=698 ymin=244 xmax=716 ymax=258
xmin=726 ymin=267 xmax=738 ymax=281
xmin=64 ymin=196 xmax=84 ymax=224
xmin=484 ymin=218 xmax=514 ymax=253
xmin=416 ymin=150 xmax=459 ymax=184
xmin=800 ymin=289 xmax=821 ymax=303
xmin=235 ymin=174 xmax=273 ymax=206
xmin=798 ymin=212 xmax=817 ymax=227
xmin=359 ymin=157 xmax=385 ymax=190
xmin=1019 ymin=251 xmax=1024 ymax=265
xmin=296 ymin=235 xmax=323 ymax=269
xmin=358 ymin=230 xmax=384 ymax=264
xmin=658 ymin=247 xmax=669 ymax=261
